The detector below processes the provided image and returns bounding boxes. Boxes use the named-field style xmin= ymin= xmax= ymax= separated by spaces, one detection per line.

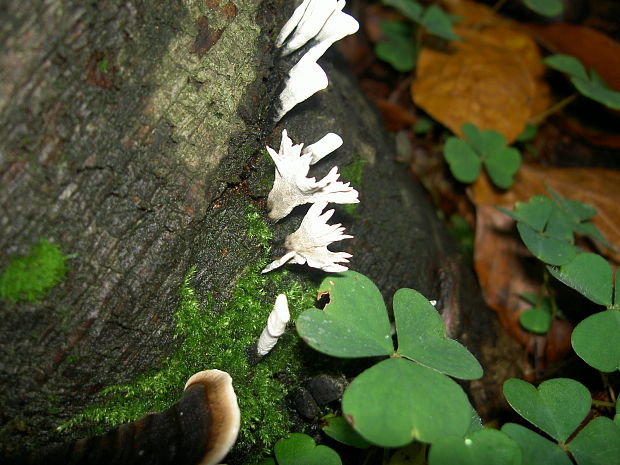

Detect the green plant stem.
xmin=528 ymin=93 xmax=578 ymax=126
xmin=543 ymin=269 xmax=559 ymax=321
xmin=491 ymin=0 xmax=509 ymax=13
xmin=382 ymin=447 xmax=390 ymax=465
xmin=592 ymin=399 xmax=616 ymax=408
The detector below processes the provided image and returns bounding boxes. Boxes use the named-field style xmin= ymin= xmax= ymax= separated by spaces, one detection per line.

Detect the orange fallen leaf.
xmin=411 ymin=0 xmax=550 ymax=143
xmin=527 ymin=23 xmax=620 ymax=92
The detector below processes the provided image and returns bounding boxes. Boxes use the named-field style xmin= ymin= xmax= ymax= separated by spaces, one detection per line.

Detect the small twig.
xmin=491 ymin=0 xmax=510 ymax=13
xmin=528 ymin=93 xmax=578 ymax=126
xmin=592 ymin=399 xmax=616 ymax=408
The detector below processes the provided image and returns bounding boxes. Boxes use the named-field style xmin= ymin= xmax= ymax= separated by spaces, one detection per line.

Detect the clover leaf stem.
xmin=528 ymin=93 xmax=578 ymax=126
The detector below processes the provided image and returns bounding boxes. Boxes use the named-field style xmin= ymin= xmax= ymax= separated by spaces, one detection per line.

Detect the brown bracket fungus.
xmin=18 ymin=370 xmax=239 ymax=465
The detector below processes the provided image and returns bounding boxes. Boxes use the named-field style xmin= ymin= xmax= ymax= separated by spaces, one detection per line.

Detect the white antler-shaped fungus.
xmin=261 ymin=202 xmax=353 ymax=273
xmin=275 ymin=0 xmax=359 ymax=121
xmin=266 ymin=130 xmax=358 ymax=221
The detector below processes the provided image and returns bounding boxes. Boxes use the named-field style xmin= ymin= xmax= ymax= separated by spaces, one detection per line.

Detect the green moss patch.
xmin=0 ymin=239 xmax=69 ymax=303
xmin=340 ymin=153 xmax=365 ymax=218
xmin=59 ymin=206 xmax=316 ymax=461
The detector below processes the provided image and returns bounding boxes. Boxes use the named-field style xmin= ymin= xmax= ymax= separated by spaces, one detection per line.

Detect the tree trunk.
xmin=0 ymin=0 xmax=523 ymax=463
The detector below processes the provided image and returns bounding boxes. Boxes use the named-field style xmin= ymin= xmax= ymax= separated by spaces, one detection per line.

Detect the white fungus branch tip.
xmin=266 ymin=130 xmax=358 ymax=221
xmin=262 ymin=202 xmax=353 ymax=274
xmin=257 ymin=294 xmax=291 ymax=356
xmin=275 ymin=0 xmax=359 ymax=122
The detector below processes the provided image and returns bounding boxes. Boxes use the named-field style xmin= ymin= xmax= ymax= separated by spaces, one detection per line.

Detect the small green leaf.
xmin=517 ymin=222 xmax=577 ymax=265
xmin=462 ymin=122 xmax=483 ymax=152
xmin=516 ymin=124 xmax=537 ymax=142
xmin=571 ymin=310 xmax=620 ymax=372
xmin=546 ymin=253 xmax=613 ymax=306
xmin=614 ymin=268 xmax=620 ymax=310
xmin=380 ymin=20 xmax=415 ymax=42
xmin=322 ymin=416 xmax=371 ymax=449
xmin=383 ymin=0 xmax=423 ymax=23
xmin=503 ymin=378 xmax=591 ymax=442
xmin=484 ymin=146 xmax=521 ymax=189
xmin=421 ymin=4 xmax=460 ymax=41
xmin=504 ymin=195 xmax=553 ymax=231
xmin=393 ymin=288 xmax=483 ymax=380
xmin=519 ymin=307 xmax=552 ymax=334
xmin=502 ymin=423 xmax=572 ymax=465
xmin=297 ymin=271 xmax=393 ymax=358
xmin=342 ymin=358 xmax=472 ymax=447
xmin=544 ymin=208 xmax=574 ymax=242
xmin=413 ymin=117 xmax=434 ymax=134
xmin=567 ymin=417 xmax=620 ymax=465
xmin=523 ymin=0 xmax=563 ymax=17
xmin=274 ymin=433 xmax=342 ymax=465
xmin=544 ymin=54 xmax=589 ymax=80
xmin=429 ymin=428 xmax=522 ymax=465
xmin=375 ymin=41 xmax=416 ymax=72
xmin=444 ymin=137 xmax=482 ymax=183
xmin=546 ymin=187 xmax=597 ymax=222
xmin=571 ymin=76 xmax=620 ymax=111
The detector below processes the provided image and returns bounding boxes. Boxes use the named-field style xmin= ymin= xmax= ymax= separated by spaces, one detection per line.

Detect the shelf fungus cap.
xmin=262 ymin=201 xmax=353 ymax=273
xmin=266 ymin=130 xmax=359 ymax=221
xmin=184 ymin=370 xmax=241 ymax=465
xmin=257 ymin=294 xmax=291 ymax=356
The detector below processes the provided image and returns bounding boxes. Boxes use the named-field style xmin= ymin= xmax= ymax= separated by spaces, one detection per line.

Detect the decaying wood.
xmin=0 ymin=0 xmax=523 ymax=463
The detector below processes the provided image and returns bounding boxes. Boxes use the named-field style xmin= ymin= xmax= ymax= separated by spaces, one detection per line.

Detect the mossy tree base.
xmin=0 ymin=1 xmax=523 ymax=464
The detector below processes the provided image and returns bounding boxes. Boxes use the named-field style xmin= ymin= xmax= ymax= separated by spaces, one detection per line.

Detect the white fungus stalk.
xmin=257 ymin=294 xmax=291 ymax=356
xmin=302 ymin=132 xmax=343 ymax=165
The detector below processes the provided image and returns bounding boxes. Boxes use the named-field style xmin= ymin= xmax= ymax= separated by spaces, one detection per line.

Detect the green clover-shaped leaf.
xmin=274 ymin=433 xmax=342 ymax=465
xmin=547 ymin=253 xmax=613 ymax=306
xmin=502 ymin=423 xmax=572 ymax=465
xmin=566 ymin=417 xmax=620 ymax=465
xmin=503 ymin=378 xmax=591 ymax=442
xmin=429 ymin=428 xmax=522 ymax=465
xmin=571 ymin=310 xmax=620 ymax=372
xmin=393 ymin=288 xmax=483 ymax=379
xmin=297 ymin=271 xmax=393 ymax=358
xmin=342 ymin=357 xmax=472 ymax=447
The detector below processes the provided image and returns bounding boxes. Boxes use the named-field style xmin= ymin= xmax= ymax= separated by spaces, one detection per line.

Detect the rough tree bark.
xmin=0 ymin=0 xmax=523 ymax=463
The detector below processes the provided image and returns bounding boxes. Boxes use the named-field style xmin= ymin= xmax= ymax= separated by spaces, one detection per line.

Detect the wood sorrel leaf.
xmin=519 ymin=307 xmax=552 ymax=334
xmin=544 ymin=54 xmax=589 ymax=80
xmin=502 ymin=423 xmax=572 ymax=465
xmin=517 ymin=222 xmax=577 ymax=265
xmin=566 ymin=417 xmax=620 ymax=465
xmin=420 ymin=4 xmax=460 ymax=41
xmin=296 ymin=271 xmax=393 ymax=357
xmin=342 ymin=358 xmax=471 ymax=447
xmin=484 ymin=146 xmax=521 ymax=189
xmin=444 ymin=137 xmax=481 ymax=184
xmin=547 ymin=253 xmax=613 ymax=306
xmin=274 ymin=433 xmax=342 ymax=465
xmin=383 ymin=0 xmax=423 ymax=23
xmin=393 ymin=288 xmax=482 ymax=379
xmin=523 ymin=0 xmax=563 ymax=17
xmin=322 ymin=416 xmax=371 ymax=449
xmin=503 ymin=378 xmax=591 ymax=442
xmin=571 ymin=310 xmax=620 ymax=372
xmin=502 ymin=195 xmax=553 ymax=231
xmin=429 ymin=428 xmax=522 ymax=465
